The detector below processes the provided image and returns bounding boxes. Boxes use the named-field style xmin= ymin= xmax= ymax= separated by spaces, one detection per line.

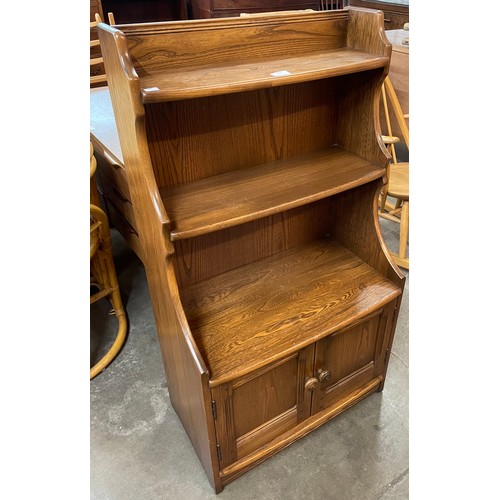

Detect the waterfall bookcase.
xmin=97 ymin=7 xmax=405 ymax=492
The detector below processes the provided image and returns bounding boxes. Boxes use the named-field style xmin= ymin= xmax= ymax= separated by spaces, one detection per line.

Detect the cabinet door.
xmin=211 ymin=345 xmax=315 ymax=469
xmin=311 ymin=304 xmax=396 ymax=414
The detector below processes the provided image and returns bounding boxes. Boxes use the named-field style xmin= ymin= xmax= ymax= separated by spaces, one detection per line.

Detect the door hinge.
xmin=211 ymin=400 xmax=217 ymax=420
xmin=216 ymin=444 xmax=222 ymax=463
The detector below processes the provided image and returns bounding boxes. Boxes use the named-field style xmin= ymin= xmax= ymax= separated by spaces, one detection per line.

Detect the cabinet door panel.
xmin=212 ymin=345 xmax=314 ymax=469
xmin=312 ymin=305 xmax=395 ymax=413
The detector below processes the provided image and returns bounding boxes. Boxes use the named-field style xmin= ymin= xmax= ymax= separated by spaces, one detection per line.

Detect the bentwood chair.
xmin=90 ymin=143 xmax=127 ymax=379
xmin=379 ymin=76 xmax=409 ymax=270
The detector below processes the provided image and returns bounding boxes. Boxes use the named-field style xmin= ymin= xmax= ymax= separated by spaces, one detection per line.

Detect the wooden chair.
xmin=90 ymin=13 xmax=115 ymax=87
xmin=90 ymin=143 xmax=127 ymax=379
xmin=319 ymin=0 xmax=346 ymax=9
xmin=95 ymin=12 xmax=116 ymax=25
xmin=379 ymin=76 xmax=409 ymax=270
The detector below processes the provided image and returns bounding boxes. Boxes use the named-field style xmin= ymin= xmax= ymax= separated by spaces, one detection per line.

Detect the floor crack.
xmin=391 ymin=350 xmax=408 ymax=368
xmin=376 ymin=468 xmax=409 ymax=499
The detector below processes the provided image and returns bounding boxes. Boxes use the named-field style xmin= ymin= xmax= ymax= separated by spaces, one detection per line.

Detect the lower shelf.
xmin=181 ymin=237 xmax=401 ymax=386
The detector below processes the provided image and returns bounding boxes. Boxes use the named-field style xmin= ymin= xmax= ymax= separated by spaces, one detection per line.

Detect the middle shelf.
xmin=160 ymin=146 xmax=385 ymax=241
xmin=181 ymin=237 xmax=401 ymax=387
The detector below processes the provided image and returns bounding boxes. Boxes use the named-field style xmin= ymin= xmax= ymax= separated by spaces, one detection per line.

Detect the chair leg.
xmin=90 ymin=246 xmax=128 ymax=380
xmin=379 ymin=186 xmax=388 ymax=212
xmin=384 ymin=200 xmax=409 ymax=270
xmin=399 ymin=201 xmax=409 ymax=260
xmin=90 ymin=204 xmax=128 ymax=379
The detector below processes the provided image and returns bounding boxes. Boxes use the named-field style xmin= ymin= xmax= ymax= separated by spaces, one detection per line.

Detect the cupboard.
xmin=97 ymin=8 xmax=405 ymax=492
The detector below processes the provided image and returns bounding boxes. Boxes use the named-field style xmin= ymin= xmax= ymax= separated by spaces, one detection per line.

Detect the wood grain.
xmin=121 ymin=11 xmax=349 ymax=74
xmin=220 ymin=375 xmax=382 ymax=483
xmin=140 ymin=49 xmax=388 ymax=102
xmin=160 ymin=146 xmax=385 ymax=240
xmin=311 ymin=308 xmax=391 ymax=413
xmin=98 ymin=24 xmax=222 ymax=491
xmin=182 ymin=237 xmax=401 ymax=386
xmin=211 ymin=346 xmax=314 ymax=467
xmin=97 ymin=8 xmax=405 ymax=492
xmin=232 ymin=356 xmax=300 ymax=438
xmin=330 ymin=180 xmax=404 ymax=284
xmin=172 ymin=197 xmax=337 ymax=288
xmin=145 ymin=79 xmax=337 ymax=189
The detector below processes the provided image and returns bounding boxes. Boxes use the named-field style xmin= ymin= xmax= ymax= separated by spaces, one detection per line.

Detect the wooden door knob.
xmin=318 ymin=369 xmax=331 ymax=383
xmin=305 ymin=377 xmax=318 ymax=391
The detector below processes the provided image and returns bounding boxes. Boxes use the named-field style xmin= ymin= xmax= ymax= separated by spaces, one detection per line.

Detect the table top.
xmin=90 ymin=87 xmax=123 ymax=166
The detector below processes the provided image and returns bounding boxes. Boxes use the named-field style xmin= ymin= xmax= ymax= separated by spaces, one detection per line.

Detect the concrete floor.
xmin=90 ymin=218 xmax=409 ymax=500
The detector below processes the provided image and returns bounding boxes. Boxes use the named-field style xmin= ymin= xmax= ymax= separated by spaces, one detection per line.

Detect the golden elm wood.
xmin=139 ymin=48 xmax=389 ymax=102
xmin=172 ymin=198 xmax=339 ymax=287
xmin=97 ymin=8 xmax=405 ymax=492
xmin=121 ymin=11 xmax=349 ymax=73
xmin=181 ymin=237 xmax=401 ymax=386
xmin=219 ymin=376 xmax=383 ymax=484
xmin=211 ymin=347 xmax=315 ymax=468
xmin=146 ymin=79 xmax=337 ymax=187
xmin=161 ymin=147 xmax=386 ymax=240
xmin=305 ymin=377 xmax=319 ymax=391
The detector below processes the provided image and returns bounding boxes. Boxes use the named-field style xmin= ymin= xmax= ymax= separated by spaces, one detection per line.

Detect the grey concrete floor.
xmin=90 ymin=218 xmax=409 ymax=500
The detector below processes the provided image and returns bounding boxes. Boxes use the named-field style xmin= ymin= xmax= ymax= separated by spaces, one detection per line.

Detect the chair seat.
xmin=387 ymin=162 xmax=409 ymax=200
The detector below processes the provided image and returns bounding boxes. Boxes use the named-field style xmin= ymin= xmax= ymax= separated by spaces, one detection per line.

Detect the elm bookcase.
xmin=97 ymin=8 xmax=405 ymax=492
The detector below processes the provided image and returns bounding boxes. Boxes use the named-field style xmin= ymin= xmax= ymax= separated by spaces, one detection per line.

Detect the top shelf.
xmin=140 ymin=48 xmax=389 ymax=103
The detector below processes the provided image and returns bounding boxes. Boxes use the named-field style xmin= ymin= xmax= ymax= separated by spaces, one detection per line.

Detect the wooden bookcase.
xmin=98 ymin=8 xmax=405 ymax=492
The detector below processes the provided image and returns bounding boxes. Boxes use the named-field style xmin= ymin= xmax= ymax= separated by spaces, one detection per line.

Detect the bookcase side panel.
xmin=334 ymin=68 xmax=390 ymax=167
xmin=98 ymin=24 xmax=221 ymax=491
xmin=329 ymin=180 xmax=404 ymax=284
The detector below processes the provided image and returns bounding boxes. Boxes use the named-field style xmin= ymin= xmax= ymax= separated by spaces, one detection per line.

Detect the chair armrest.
xmin=382 ymin=135 xmax=400 ymax=145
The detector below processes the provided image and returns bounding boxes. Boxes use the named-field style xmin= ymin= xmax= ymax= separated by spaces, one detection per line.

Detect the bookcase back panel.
xmin=173 ymin=196 xmax=337 ymax=289
xmin=123 ymin=12 xmax=348 ymax=74
xmin=145 ymin=79 xmax=337 ymax=188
